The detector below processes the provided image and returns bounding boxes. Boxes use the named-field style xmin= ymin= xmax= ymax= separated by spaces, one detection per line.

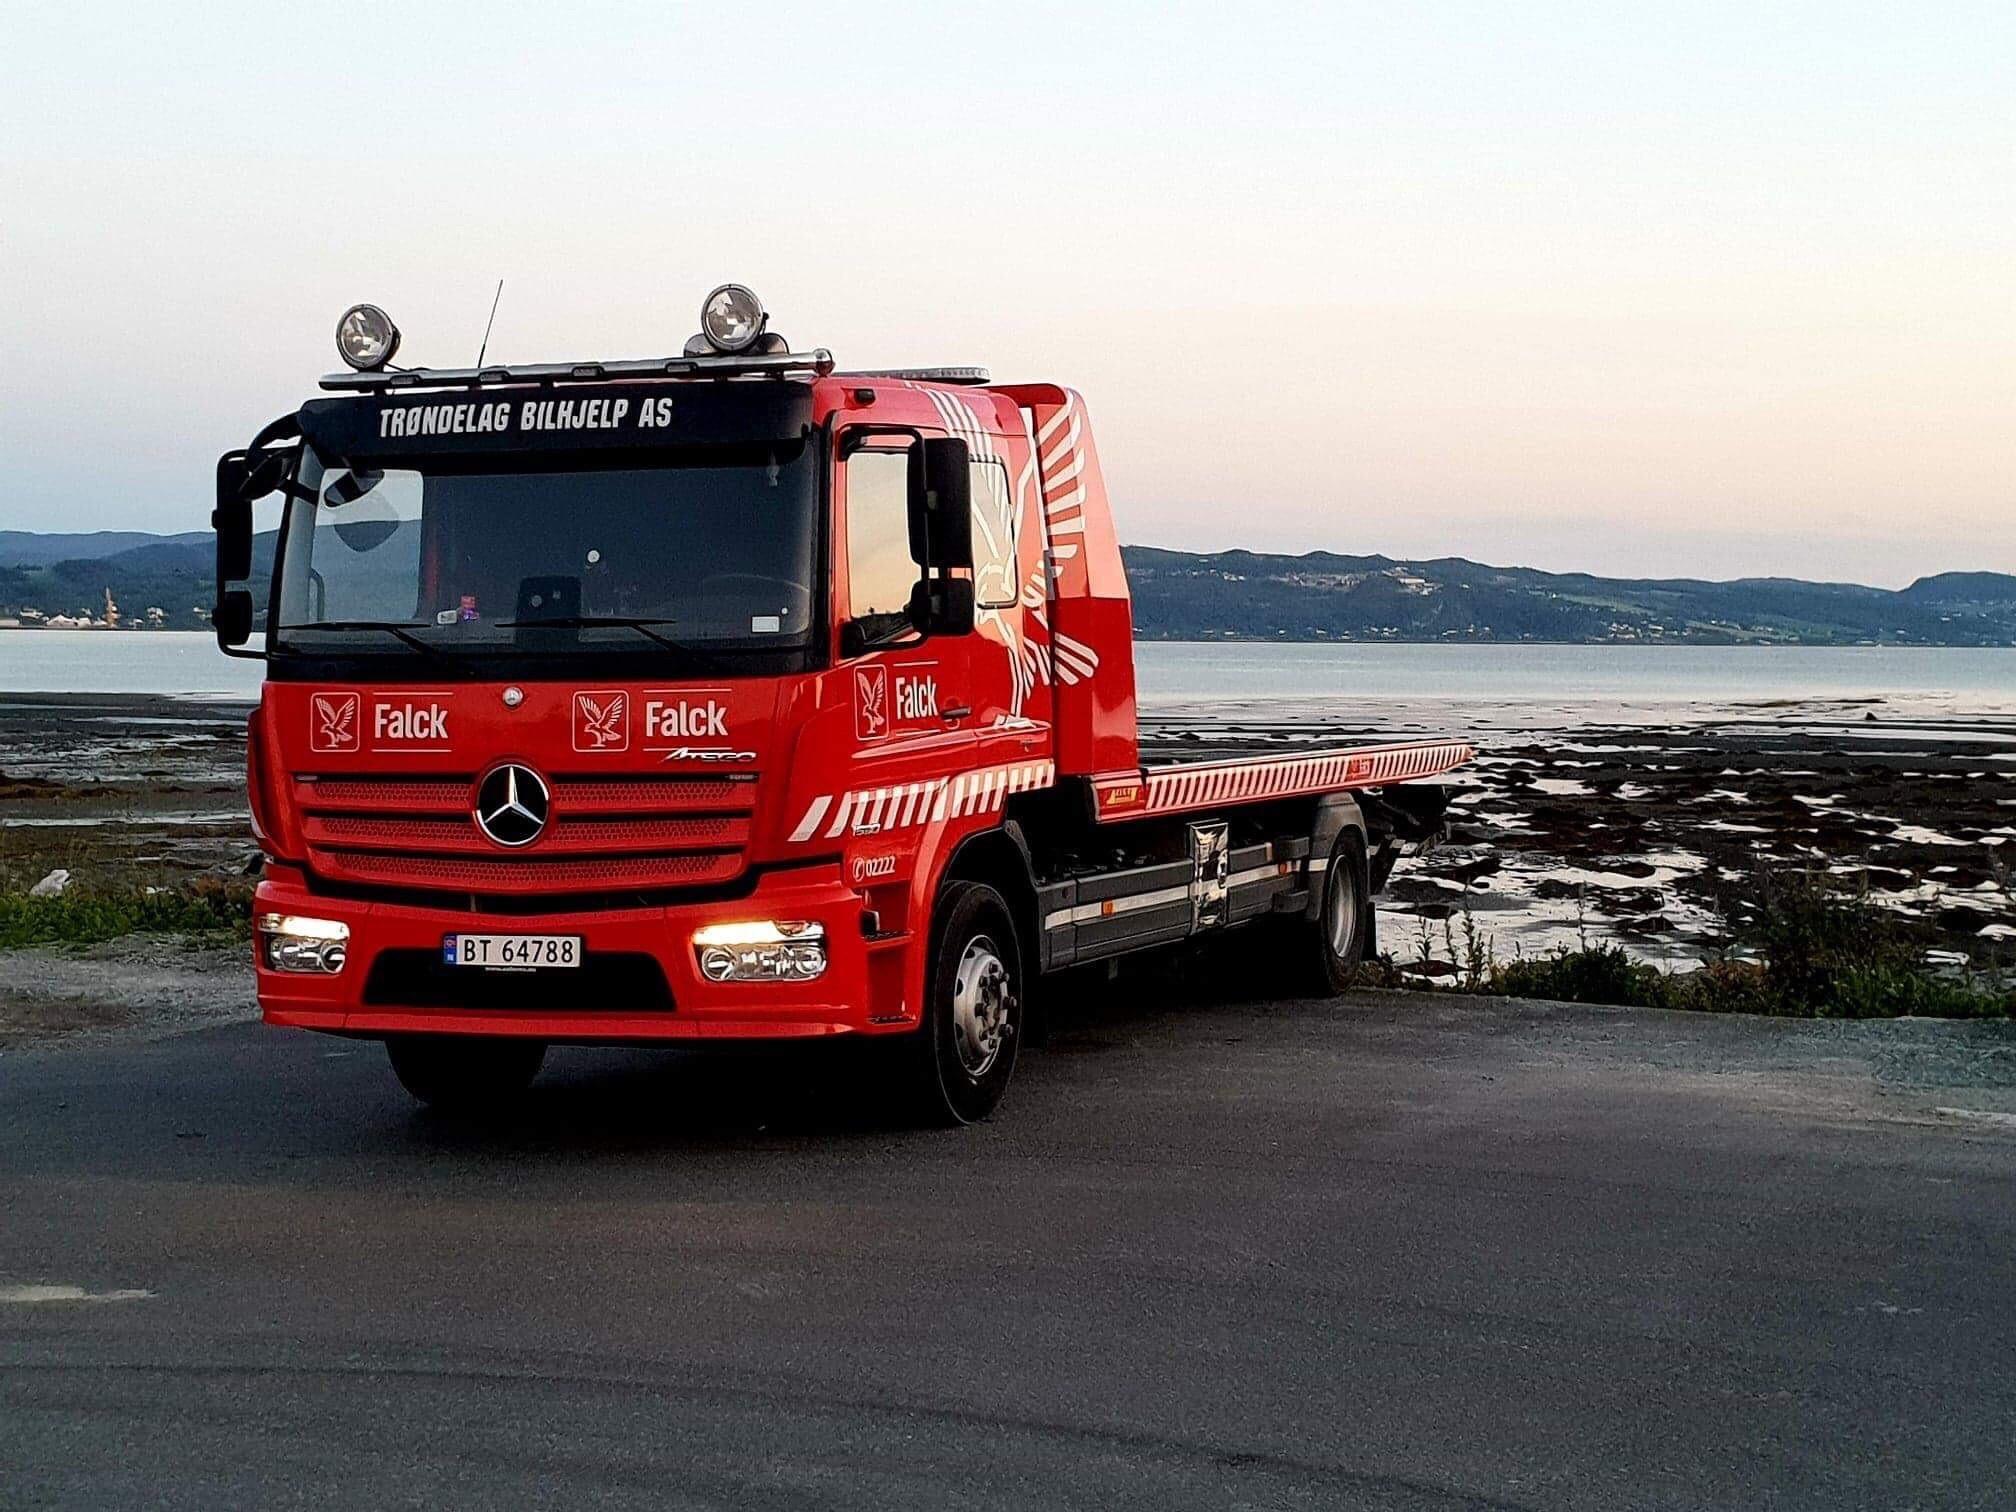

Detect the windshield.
xmin=272 ymin=444 xmax=817 ymax=673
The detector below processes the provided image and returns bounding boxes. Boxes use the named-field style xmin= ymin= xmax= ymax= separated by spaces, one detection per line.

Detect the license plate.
xmin=443 ymin=933 xmax=582 ymax=969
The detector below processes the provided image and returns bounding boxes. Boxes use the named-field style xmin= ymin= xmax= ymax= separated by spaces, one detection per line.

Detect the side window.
xmin=970 ymin=457 xmax=1016 ymax=610
xmin=282 ymin=468 xmax=425 ymax=625
xmin=845 ymin=447 xmax=916 ymax=622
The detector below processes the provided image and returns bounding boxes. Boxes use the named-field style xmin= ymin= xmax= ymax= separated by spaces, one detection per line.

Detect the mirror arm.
xmin=249 ymin=412 xmax=302 ymax=452
xmin=842 ymin=615 xmax=924 ymax=659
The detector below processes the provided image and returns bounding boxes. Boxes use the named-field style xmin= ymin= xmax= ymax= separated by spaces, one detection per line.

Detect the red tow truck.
xmin=213 ymin=286 xmax=1471 ymax=1122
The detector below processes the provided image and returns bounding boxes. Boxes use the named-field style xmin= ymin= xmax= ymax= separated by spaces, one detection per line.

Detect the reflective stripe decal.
xmin=1043 ymin=860 xmax=1302 ymax=931
xmin=786 ymin=794 xmax=832 ymax=844
xmin=1043 ymin=883 xmax=1193 ymax=930
xmin=787 ymin=759 xmax=1056 ymax=843
xmin=1137 ymin=740 xmax=1473 ymax=817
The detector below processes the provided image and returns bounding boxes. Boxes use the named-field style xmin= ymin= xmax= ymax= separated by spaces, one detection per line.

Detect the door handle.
xmin=941 ymin=705 xmax=972 ymax=722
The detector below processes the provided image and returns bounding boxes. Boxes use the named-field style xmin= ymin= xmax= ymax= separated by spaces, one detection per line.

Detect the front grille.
xmin=305 ymin=813 xmax=750 ymax=854
xmin=330 ymin=851 xmax=742 ymax=890
xmin=293 ymin=771 xmax=756 ymax=897
xmin=364 ymin=948 xmax=674 ymax=1012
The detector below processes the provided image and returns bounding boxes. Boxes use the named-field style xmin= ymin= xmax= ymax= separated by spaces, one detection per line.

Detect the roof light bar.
xmin=841 ymin=367 xmax=992 ymax=386
xmin=319 ymin=348 xmax=836 ymax=392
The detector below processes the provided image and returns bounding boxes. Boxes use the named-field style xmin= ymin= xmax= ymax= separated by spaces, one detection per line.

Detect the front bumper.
xmin=254 ymin=863 xmax=910 ymax=1042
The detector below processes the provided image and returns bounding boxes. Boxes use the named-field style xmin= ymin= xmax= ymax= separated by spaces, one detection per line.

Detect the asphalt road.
xmin=4 ymin=987 xmax=2014 ymax=1511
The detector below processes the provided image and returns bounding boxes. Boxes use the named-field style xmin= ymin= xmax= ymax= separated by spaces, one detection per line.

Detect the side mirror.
xmin=913 ymin=576 xmax=975 ymax=638
xmin=214 ymin=588 xmax=255 ymax=650
xmin=214 ymin=452 xmax=256 ymax=583
xmin=907 ymin=438 xmax=972 ymax=569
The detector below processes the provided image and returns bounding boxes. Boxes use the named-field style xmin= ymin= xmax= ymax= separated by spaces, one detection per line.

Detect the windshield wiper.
xmin=497 ymin=615 xmax=694 ymax=656
xmin=278 ymin=620 xmax=471 ymax=676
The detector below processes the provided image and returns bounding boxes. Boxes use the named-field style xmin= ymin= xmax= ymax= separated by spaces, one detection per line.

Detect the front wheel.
xmin=898 ymin=881 xmax=1025 ymax=1126
xmin=385 ymin=1035 xmax=546 ymax=1113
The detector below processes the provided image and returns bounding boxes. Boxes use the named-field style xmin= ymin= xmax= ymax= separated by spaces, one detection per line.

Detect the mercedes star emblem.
xmin=473 ymin=763 xmax=550 ymax=847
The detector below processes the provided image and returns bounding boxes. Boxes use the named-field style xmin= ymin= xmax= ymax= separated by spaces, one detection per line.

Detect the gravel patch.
xmin=0 ymin=934 xmax=254 ymax=1049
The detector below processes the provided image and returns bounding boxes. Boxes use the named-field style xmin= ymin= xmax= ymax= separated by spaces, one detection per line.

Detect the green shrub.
xmin=0 ymin=876 xmax=252 ymax=949
xmin=1822 ymin=964 xmax=2011 ymax=1020
xmin=1477 ymin=870 xmax=2012 ymax=1019
xmin=1496 ymin=943 xmax=1665 ymax=1007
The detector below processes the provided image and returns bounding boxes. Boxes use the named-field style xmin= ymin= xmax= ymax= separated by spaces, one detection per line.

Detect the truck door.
xmin=838 ymin=437 xmax=978 ymax=779
xmin=836 ymin=431 xmax=1047 ymax=806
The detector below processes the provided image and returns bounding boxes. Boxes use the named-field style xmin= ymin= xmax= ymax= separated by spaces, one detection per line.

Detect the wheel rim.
xmin=949 ymin=933 xmax=1014 ymax=1079
xmin=1326 ymin=854 xmax=1359 ymax=958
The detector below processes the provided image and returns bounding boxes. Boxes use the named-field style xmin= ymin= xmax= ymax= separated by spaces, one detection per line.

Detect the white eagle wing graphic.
xmin=924 ymin=388 xmax=1050 ymax=723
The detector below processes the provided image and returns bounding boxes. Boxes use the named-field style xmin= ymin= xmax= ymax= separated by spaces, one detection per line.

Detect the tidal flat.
xmin=2 ymin=690 xmax=2012 ymax=978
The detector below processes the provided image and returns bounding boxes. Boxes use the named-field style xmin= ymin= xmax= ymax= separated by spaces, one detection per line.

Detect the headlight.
xmin=693 ymin=920 xmax=826 ymax=982
xmin=335 ymin=304 xmax=401 ymax=371
xmin=257 ymin=913 xmax=350 ymax=974
xmin=699 ymin=283 xmax=766 ymax=353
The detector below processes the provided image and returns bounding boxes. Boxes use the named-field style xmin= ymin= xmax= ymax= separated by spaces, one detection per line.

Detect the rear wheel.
xmin=898 ymin=881 xmax=1024 ymax=1125
xmin=1259 ymin=831 xmax=1371 ymax=998
xmin=385 ymin=1035 xmax=546 ymax=1113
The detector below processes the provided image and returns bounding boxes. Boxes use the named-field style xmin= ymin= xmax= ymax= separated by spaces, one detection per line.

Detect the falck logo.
xmin=310 ymin=693 xmax=360 ymax=753
xmin=474 ymin=763 xmax=550 ymax=848
xmin=572 ymin=691 xmax=629 ymax=752
xmin=854 ymin=665 xmax=889 ymax=742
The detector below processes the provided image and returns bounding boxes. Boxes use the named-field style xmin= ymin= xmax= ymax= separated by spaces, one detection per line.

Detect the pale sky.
xmin=2 ymin=2 xmax=2010 ymax=586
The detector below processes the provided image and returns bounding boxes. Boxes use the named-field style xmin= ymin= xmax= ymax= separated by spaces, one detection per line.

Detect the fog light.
xmin=258 ymin=913 xmax=351 ymax=974
xmin=692 ymin=920 xmax=826 ymax=982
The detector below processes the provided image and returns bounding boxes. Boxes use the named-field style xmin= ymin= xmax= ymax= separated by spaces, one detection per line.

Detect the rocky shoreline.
xmin=1141 ymin=694 xmax=2016 ymax=975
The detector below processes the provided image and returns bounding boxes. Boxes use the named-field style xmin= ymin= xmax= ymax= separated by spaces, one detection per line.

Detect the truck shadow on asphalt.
xmin=392 ymin=949 xmax=1320 ymax=1153
xmin=405 ymin=1044 xmax=940 ymax=1149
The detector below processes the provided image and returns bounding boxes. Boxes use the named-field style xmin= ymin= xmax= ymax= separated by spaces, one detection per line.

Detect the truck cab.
xmin=218 ymin=287 xmax=1468 ymax=1123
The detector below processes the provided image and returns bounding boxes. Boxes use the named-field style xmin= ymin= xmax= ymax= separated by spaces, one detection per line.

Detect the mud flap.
xmin=1358 ymin=784 xmax=1453 ymax=893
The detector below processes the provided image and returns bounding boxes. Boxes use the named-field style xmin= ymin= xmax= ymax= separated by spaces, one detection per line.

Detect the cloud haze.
xmin=1 ymin=2 xmax=2010 ymax=586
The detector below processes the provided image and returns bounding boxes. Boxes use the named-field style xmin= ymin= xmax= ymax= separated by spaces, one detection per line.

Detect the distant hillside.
xmin=0 ymin=533 xmax=272 ymax=629
xmin=0 ymin=530 xmax=209 ymax=568
xmin=1122 ymin=548 xmax=2016 ymax=645
xmin=2 ymin=530 xmax=2012 ymax=644
xmin=1899 ymin=572 xmax=2016 ymax=610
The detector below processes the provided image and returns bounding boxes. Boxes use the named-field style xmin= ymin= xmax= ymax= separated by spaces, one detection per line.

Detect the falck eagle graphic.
xmin=574 ymin=692 xmax=628 ymax=750
xmin=311 ymin=693 xmax=359 ymax=752
xmin=855 ymin=667 xmax=888 ymax=739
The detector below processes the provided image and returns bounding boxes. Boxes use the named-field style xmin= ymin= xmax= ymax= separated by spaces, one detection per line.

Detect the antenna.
xmin=475 ymin=279 xmax=505 ymax=368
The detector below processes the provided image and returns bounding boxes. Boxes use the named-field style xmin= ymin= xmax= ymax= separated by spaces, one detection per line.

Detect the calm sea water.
xmin=2 ymin=631 xmax=2014 ymax=715
xmin=1133 ymin=641 xmax=2016 ymax=708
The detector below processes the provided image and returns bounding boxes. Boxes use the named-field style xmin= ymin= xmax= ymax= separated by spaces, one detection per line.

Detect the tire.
xmin=1261 ymin=831 xmax=1371 ymax=999
xmin=385 ymin=1035 xmax=546 ymax=1113
xmin=898 ymin=881 xmax=1025 ymax=1126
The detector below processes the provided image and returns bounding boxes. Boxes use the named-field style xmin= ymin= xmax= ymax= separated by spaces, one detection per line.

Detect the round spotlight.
xmin=699 ymin=284 xmax=767 ymax=353
xmin=335 ymin=304 xmax=401 ymax=371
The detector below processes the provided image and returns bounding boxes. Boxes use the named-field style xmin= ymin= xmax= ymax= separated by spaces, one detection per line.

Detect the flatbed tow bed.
xmin=212 ymin=285 xmax=1472 ymax=1124
xmin=1133 ymin=736 xmax=1473 ymax=811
